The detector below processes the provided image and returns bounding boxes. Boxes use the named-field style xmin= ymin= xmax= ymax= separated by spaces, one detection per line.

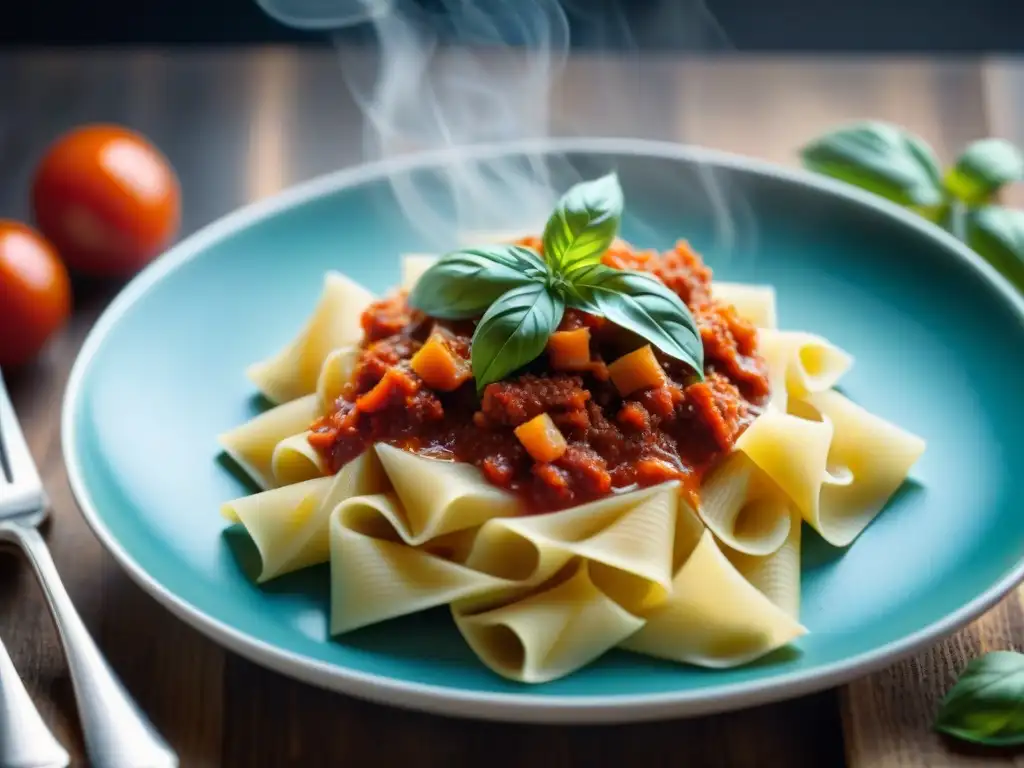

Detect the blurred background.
xmin=1 ymin=0 xmax=1020 ymax=50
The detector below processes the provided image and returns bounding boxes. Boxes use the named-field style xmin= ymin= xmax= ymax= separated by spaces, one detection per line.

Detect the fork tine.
xmin=0 ymin=630 xmax=70 ymax=767
xmin=0 ymin=370 xmax=43 ymax=494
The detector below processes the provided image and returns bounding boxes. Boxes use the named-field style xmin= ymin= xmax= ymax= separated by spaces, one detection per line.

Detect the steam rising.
xmin=256 ymin=0 xmax=754 ymax=260
xmin=337 ymin=0 xmax=572 ymax=245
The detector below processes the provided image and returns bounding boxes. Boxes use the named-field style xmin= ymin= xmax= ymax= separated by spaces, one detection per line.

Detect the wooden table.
xmin=2 ymin=48 xmax=1024 ymax=768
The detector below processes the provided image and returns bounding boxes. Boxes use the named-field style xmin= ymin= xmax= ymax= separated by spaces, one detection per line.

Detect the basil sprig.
xmin=935 ymin=651 xmax=1024 ymax=746
xmin=408 ymin=173 xmax=705 ymax=393
xmin=800 ymin=123 xmax=1024 ymax=299
xmin=800 ymin=121 xmax=944 ymax=211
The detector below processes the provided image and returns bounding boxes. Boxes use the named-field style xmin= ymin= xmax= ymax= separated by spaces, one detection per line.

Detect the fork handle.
xmin=0 ymin=632 xmax=70 ymax=768
xmin=0 ymin=523 xmax=178 ymax=768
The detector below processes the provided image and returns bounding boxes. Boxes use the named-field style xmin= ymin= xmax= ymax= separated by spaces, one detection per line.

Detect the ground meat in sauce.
xmin=307 ymin=238 xmax=770 ymax=513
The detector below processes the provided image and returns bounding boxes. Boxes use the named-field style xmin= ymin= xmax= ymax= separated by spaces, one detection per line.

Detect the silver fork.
xmin=0 ymin=370 xmax=178 ymax=768
xmin=0 ymin=631 xmax=70 ymax=768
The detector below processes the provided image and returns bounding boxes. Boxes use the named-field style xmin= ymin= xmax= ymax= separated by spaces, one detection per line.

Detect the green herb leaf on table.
xmin=800 ymin=121 xmax=945 ymax=210
xmin=408 ymin=246 xmax=547 ymax=319
xmin=471 ymin=281 xmax=565 ymax=393
xmin=935 ymin=651 xmax=1024 ymax=746
xmin=567 ymin=264 xmax=705 ymax=378
xmin=966 ymin=206 xmax=1024 ymax=292
xmin=946 ymin=138 xmax=1024 ymax=206
xmin=542 ymin=172 xmax=624 ymax=275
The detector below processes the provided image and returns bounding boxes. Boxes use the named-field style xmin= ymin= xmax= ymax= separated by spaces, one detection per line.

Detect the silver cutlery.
xmin=0 ymin=370 xmax=178 ymax=768
xmin=0 ymin=631 xmax=70 ymax=768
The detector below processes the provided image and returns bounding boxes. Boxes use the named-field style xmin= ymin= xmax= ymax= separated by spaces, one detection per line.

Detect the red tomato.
xmin=0 ymin=222 xmax=72 ymax=368
xmin=31 ymin=125 xmax=181 ymax=278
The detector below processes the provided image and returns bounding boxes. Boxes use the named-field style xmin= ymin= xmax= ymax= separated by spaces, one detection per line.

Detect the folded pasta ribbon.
xmin=735 ymin=391 xmax=925 ymax=547
xmin=247 ymin=271 xmax=374 ymax=404
xmin=757 ymin=329 xmax=853 ymax=412
xmin=329 ymin=492 xmax=510 ymax=634
xmin=450 ymin=483 xmax=680 ymax=682
xmin=699 ymin=451 xmax=795 ymax=557
xmin=453 ymin=560 xmax=647 ymax=684
xmin=327 ymin=445 xmax=524 ymax=633
xmin=722 ymin=508 xmax=803 ymax=620
xmin=620 ymin=522 xmax=807 ymax=668
xmin=218 ymin=393 xmax=322 ymax=491
xmin=221 ymin=449 xmax=388 ymax=582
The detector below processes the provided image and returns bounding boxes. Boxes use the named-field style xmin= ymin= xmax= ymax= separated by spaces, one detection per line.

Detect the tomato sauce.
xmin=308 ymin=239 xmax=770 ymax=514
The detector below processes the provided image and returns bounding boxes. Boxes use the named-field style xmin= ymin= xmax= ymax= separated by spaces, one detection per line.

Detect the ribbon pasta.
xmin=215 ymin=252 xmax=925 ymax=683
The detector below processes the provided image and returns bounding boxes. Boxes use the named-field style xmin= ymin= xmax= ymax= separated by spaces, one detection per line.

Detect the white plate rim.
xmin=61 ymin=136 xmax=1024 ymax=724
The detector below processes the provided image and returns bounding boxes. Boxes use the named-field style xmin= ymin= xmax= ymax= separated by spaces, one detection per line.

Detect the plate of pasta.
xmin=63 ymin=138 xmax=1024 ymax=722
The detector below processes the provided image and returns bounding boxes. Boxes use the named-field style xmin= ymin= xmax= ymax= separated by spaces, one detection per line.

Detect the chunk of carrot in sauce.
xmin=547 ymin=328 xmax=592 ymax=371
xmin=513 ymin=413 xmax=568 ymax=463
xmin=410 ymin=331 xmax=471 ymax=391
xmin=636 ymin=457 xmax=685 ymax=485
xmin=307 ymin=424 xmax=339 ymax=450
xmin=608 ymin=345 xmax=667 ymax=396
xmin=617 ymin=401 xmax=650 ymax=431
xmin=355 ymin=368 xmax=419 ymax=412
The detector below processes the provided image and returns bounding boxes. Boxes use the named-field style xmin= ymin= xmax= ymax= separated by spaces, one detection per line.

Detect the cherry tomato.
xmin=31 ymin=124 xmax=181 ymax=278
xmin=0 ymin=222 xmax=72 ymax=368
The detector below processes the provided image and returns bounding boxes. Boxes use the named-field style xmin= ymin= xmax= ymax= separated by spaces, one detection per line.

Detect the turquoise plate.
xmin=63 ymin=138 xmax=1024 ymax=723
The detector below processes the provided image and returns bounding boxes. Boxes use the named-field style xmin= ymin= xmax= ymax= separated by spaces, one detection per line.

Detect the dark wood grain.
xmin=221 ymin=655 xmax=842 ymax=768
xmin=842 ymin=592 xmax=1024 ymax=767
xmin=0 ymin=48 xmax=1014 ymax=767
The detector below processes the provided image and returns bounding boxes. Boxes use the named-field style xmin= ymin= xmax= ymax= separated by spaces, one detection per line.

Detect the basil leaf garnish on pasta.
xmin=409 ymin=246 xmax=547 ymax=319
xmin=471 ymin=282 xmax=564 ymax=393
xmin=566 ymin=264 xmax=705 ymax=378
xmin=542 ymin=173 xmax=624 ymax=275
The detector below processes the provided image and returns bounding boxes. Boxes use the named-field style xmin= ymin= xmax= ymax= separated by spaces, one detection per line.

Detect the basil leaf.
xmin=567 ymin=264 xmax=704 ymax=378
xmin=800 ymin=121 xmax=944 ymax=208
xmin=966 ymin=206 xmax=1024 ymax=293
xmin=408 ymin=245 xmax=548 ymax=319
xmin=471 ymin=282 xmax=564 ymax=393
xmin=947 ymin=138 xmax=1024 ymax=205
xmin=935 ymin=651 xmax=1024 ymax=746
xmin=543 ymin=173 xmax=624 ymax=275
